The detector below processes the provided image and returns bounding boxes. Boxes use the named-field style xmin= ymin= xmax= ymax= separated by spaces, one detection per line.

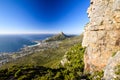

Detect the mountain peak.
xmin=60 ymin=32 xmax=64 ymax=35
xmin=44 ymin=32 xmax=68 ymax=42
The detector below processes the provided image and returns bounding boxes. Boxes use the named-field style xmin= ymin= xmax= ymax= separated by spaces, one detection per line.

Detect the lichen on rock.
xmin=103 ymin=51 xmax=120 ymax=80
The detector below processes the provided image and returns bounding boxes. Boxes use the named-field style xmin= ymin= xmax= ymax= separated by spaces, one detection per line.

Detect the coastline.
xmin=0 ymin=40 xmax=41 ymax=66
xmin=0 ymin=33 xmax=68 ymax=67
xmin=27 ymin=41 xmax=41 ymax=48
xmin=0 ymin=40 xmax=41 ymax=54
xmin=0 ymin=40 xmax=60 ymax=66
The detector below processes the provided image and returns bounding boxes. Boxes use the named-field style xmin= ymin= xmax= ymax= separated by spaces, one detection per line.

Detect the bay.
xmin=0 ymin=34 xmax=53 ymax=53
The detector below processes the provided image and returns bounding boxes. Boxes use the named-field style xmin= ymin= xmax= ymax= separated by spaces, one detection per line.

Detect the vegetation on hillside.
xmin=62 ymin=44 xmax=85 ymax=79
xmin=115 ymin=64 xmax=120 ymax=79
xmin=1 ymin=34 xmax=83 ymax=69
xmin=0 ymin=34 xmax=104 ymax=80
xmin=0 ymin=43 xmax=86 ymax=80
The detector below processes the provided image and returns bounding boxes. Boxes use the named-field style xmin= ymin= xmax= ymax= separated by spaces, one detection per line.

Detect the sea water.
xmin=0 ymin=34 xmax=53 ymax=53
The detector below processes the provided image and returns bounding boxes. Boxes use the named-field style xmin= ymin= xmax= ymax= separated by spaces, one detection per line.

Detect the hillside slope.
xmin=0 ymin=34 xmax=105 ymax=80
xmin=0 ymin=34 xmax=87 ymax=80
xmin=44 ymin=32 xmax=70 ymax=42
xmin=0 ymin=34 xmax=83 ymax=69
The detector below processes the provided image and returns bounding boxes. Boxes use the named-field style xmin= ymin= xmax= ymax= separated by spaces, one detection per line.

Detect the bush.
xmin=114 ymin=64 xmax=120 ymax=79
xmin=14 ymin=69 xmax=22 ymax=78
xmin=18 ymin=75 xmax=28 ymax=80
xmin=112 ymin=52 xmax=117 ymax=57
xmin=115 ymin=64 xmax=120 ymax=75
xmin=61 ymin=44 xmax=85 ymax=79
xmin=87 ymin=71 xmax=104 ymax=80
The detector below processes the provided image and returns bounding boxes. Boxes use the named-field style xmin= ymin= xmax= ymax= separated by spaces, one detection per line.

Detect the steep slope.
xmin=82 ymin=0 xmax=120 ymax=71
xmin=44 ymin=32 xmax=69 ymax=42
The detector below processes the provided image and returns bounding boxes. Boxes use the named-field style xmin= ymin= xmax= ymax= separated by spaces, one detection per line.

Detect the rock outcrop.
xmin=82 ymin=0 xmax=120 ymax=71
xmin=103 ymin=51 xmax=120 ymax=80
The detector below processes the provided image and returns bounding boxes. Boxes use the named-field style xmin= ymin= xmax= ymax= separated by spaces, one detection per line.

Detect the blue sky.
xmin=0 ymin=0 xmax=90 ymax=34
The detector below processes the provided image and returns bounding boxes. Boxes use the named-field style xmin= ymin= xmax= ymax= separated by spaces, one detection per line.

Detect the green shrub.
xmin=87 ymin=71 xmax=104 ymax=80
xmin=14 ymin=69 xmax=22 ymax=78
xmin=62 ymin=44 xmax=85 ymax=79
xmin=114 ymin=64 xmax=120 ymax=79
xmin=112 ymin=52 xmax=117 ymax=57
xmin=18 ymin=75 xmax=28 ymax=80
xmin=115 ymin=64 xmax=120 ymax=75
xmin=65 ymin=44 xmax=85 ymax=69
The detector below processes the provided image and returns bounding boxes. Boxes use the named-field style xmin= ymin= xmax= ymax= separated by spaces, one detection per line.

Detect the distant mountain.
xmin=44 ymin=32 xmax=69 ymax=42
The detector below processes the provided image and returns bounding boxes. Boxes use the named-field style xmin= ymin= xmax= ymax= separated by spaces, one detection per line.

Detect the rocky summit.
xmin=82 ymin=0 xmax=120 ymax=71
xmin=44 ymin=32 xmax=69 ymax=42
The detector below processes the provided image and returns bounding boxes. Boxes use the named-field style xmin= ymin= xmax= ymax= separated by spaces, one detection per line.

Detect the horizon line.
xmin=0 ymin=32 xmax=81 ymax=35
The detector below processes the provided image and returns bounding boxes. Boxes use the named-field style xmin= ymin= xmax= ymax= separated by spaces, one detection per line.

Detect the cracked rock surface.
xmin=82 ymin=0 xmax=120 ymax=71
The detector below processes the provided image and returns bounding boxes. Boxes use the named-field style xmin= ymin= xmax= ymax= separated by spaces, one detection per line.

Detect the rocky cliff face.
xmin=82 ymin=0 xmax=120 ymax=71
xmin=103 ymin=51 xmax=120 ymax=79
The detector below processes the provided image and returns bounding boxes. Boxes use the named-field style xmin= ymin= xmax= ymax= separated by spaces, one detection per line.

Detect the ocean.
xmin=0 ymin=34 xmax=53 ymax=53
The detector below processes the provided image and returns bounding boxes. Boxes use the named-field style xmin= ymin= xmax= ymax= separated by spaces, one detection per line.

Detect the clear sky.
xmin=0 ymin=0 xmax=90 ymax=34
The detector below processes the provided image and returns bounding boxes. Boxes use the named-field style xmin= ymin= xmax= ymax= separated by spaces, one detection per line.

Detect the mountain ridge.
xmin=44 ymin=32 xmax=70 ymax=42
